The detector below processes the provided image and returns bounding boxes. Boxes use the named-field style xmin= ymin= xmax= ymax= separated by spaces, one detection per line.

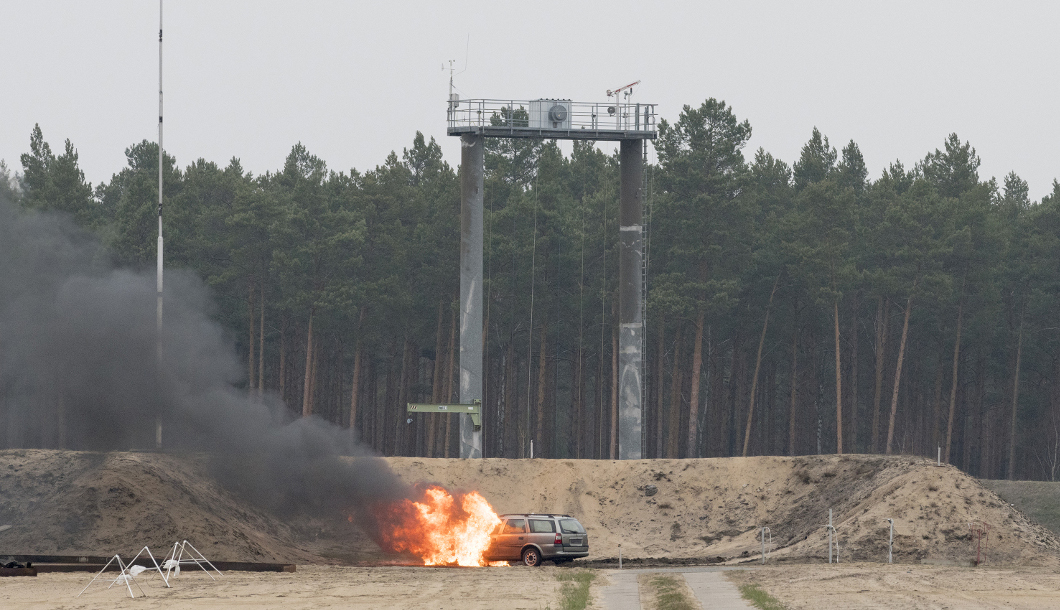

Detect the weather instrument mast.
xmin=606 ymin=80 xmax=640 ymax=98
xmin=447 ymin=88 xmax=657 ymax=459
xmin=606 ymin=81 xmax=641 ymax=130
xmin=155 ymin=0 xmax=164 ymax=448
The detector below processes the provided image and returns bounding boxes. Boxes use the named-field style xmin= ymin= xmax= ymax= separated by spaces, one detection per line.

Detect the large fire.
xmin=369 ymin=484 xmax=505 ymax=567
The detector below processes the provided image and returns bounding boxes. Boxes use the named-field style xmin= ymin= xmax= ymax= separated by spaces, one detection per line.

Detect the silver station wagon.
xmin=485 ymin=513 xmax=589 ymax=566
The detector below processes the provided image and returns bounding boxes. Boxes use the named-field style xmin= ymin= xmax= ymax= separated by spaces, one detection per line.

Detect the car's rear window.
xmin=529 ymin=519 xmax=555 ymax=533
xmin=559 ymin=519 xmax=585 ymax=534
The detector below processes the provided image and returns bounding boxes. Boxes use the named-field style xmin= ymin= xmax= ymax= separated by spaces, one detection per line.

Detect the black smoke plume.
xmin=0 ymin=194 xmax=409 ymax=516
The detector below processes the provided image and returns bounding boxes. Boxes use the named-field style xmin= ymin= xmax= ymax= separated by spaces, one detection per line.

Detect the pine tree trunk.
xmin=258 ymin=282 xmax=265 ymax=396
xmin=687 ymin=311 xmax=705 ymax=458
xmin=743 ymin=276 xmax=779 ymax=456
xmin=308 ymin=336 xmax=321 ymax=418
xmin=886 ymin=284 xmax=916 ymax=455
xmin=597 ymin=306 xmax=605 ymax=459
xmin=398 ymin=339 xmax=415 ymax=456
xmin=834 ymin=298 xmax=843 ymax=455
xmin=872 ymin=296 xmax=891 ymax=453
xmin=349 ymin=306 xmax=365 ymax=439
xmin=964 ymin=354 xmax=985 ymax=472
xmin=301 ymin=308 xmax=315 ymax=417
xmin=574 ymin=314 xmax=585 ymax=459
xmin=504 ymin=339 xmax=516 ymax=458
xmin=945 ymin=294 xmax=964 ymax=463
xmin=708 ymin=331 xmax=722 ymax=456
xmin=727 ymin=334 xmax=742 ymax=456
xmin=850 ymin=291 xmax=860 ymax=452
xmin=931 ymin=352 xmax=944 ymax=454
xmin=429 ymin=301 xmax=444 ymax=457
xmin=536 ymin=322 xmax=548 ymax=457
xmin=571 ymin=337 xmax=581 ymax=458
xmin=1008 ymin=302 xmax=1026 ymax=480
xmin=248 ymin=282 xmax=257 ymax=393
xmin=667 ymin=330 xmax=684 ymax=458
xmin=788 ymin=301 xmax=799 ymax=456
xmin=279 ymin=317 xmax=287 ymax=405
xmin=655 ymin=316 xmax=666 ymax=458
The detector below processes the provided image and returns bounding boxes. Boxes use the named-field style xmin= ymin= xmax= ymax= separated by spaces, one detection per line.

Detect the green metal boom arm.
xmin=407 ymin=399 xmax=481 ymax=431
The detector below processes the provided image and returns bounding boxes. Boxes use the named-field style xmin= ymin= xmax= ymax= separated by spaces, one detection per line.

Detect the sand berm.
xmin=1 ymin=449 xmax=1057 ymax=567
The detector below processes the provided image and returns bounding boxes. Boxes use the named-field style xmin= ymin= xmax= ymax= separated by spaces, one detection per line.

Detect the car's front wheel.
xmin=521 ymin=547 xmax=541 ymax=567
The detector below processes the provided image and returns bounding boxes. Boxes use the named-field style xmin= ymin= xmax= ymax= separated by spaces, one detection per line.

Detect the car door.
xmin=497 ymin=518 xmax=527 ymax=560
xmin=527 ymin=518 xmax=556 ymax=558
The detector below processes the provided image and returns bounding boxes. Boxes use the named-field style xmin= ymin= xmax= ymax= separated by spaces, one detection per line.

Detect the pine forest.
xmin=4 ymin=98 xmax=1060 ymax=482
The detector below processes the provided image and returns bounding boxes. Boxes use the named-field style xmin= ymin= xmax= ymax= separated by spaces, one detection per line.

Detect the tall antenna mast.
xmin=155 ymin=0 xmax=164 ymax=449
xmin=448 ymin=59 xmax=455 ymax=99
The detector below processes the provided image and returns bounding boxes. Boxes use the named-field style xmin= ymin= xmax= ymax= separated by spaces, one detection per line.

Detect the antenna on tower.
xmin=155 ymin=0 xmax=164 ymax=449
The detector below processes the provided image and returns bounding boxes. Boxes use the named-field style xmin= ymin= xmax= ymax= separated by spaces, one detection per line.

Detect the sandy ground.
xmin=727 ymin=563 xmax=1060 ymax=609
xmin=4 ymin=449 xmax=1060 ymax=610
xmin=7 ymin=564 xmax=1058 ymax=610
xmin=0 ymin=564 xmax=564 ymax=610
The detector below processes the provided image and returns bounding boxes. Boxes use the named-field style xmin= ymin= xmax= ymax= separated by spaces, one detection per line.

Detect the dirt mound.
xmin=385 ymin=455 xmax=1060 ymax=566
xmin=980 ymin=479 xmax=1060 ymax=538
xmin=1 ymin=450 xmax=1057 ymax=567
xmin=0 ymin=449 xmax=316 ymax=562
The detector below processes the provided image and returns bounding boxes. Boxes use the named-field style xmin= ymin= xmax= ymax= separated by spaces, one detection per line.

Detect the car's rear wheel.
xmin=521 ymin=547 xmax=541 ymax=567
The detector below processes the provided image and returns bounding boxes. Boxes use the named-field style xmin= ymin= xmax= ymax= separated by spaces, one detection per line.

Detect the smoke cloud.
xmin=0 ymin=194 xmax=409 ymax=516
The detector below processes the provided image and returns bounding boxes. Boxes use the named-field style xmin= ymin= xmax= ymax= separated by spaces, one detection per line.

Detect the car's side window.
xmin=529 ymin=519 xmax=555 ymax=533
xmin=559 ymin=519 xmax=585 ymax=534
xmin=504 ymin=519 xmax=526 ymax=533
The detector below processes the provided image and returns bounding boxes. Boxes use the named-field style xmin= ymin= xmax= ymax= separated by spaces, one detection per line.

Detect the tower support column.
xmin=618 ymin=139 xmax=643 ymax=459
xmin=459 ymin=134 xmax=484 ymax=458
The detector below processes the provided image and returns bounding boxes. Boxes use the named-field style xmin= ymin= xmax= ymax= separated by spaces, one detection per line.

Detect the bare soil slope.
xmin=1 ymin=450 xmax=1057 ymax=567
xmin=386 ymin=455 xmax=1060 ymax=566
xmin=0 ymin=449 xmax=316 ymax=562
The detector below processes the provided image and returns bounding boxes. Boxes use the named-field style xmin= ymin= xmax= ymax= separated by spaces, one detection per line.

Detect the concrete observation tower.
xmin=447 ymin=92 xmax=658 ymax=459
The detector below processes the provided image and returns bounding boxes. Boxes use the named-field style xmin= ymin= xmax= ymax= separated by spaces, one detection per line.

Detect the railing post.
xmin=886 ymin=518 xmax=894 ymax=564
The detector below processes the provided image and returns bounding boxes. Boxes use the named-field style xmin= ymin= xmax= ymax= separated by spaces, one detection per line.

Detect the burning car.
xmin=484 ymin=513 xmax=589 ymax=566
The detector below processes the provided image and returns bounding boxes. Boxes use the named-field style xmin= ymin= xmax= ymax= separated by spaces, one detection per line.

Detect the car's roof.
xmin=499 ymin=513 xmax=578 ymax=519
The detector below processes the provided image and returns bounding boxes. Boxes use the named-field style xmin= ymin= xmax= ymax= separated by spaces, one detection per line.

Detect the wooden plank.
xmin=2 ymin=555 xmax=295 ymax=572
xmin=0 ymin=567 xmax=37 ymax=577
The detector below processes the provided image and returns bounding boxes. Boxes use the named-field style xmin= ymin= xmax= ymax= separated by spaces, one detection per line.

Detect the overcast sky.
xmin=2 ymin=1 xmax=1057 ymax=200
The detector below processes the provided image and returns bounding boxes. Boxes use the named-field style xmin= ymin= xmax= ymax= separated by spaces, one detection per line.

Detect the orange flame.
xmin=371 ymin=484 xmax=505 ymax=567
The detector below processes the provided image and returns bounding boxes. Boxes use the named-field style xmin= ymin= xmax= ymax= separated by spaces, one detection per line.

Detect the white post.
xmin=530 ymin=439 xmax=534 ymax=459
xmin=887 ymin=518 xmax=894 ymax=564
xmin=828 ymin=508 xmax=833 ymax=564
xmin=938 ymin=445 xmax=941 ymax=466
xmin=618 ymin=543 xmax=622 ymax=569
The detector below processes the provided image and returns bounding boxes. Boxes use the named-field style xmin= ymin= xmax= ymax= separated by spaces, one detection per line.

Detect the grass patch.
xmin=556 ymin=570 xmax=596 ymax=610
xmin=980 ymin=479 xmax=1060 ymax=537
xmin=649 ymin=575 xmax=698 ymax=610
xmin=739 ymin=583 xmax=787 ymax=610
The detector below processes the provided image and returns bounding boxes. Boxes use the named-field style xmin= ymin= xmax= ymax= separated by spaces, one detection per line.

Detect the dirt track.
xmin=728 ymin=564 xmax=1060 ymax=609
xmin=0 ymin=565 xmax=562 ymax=609
xmin=3 ymin=564 xmax=1060 ymax=609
